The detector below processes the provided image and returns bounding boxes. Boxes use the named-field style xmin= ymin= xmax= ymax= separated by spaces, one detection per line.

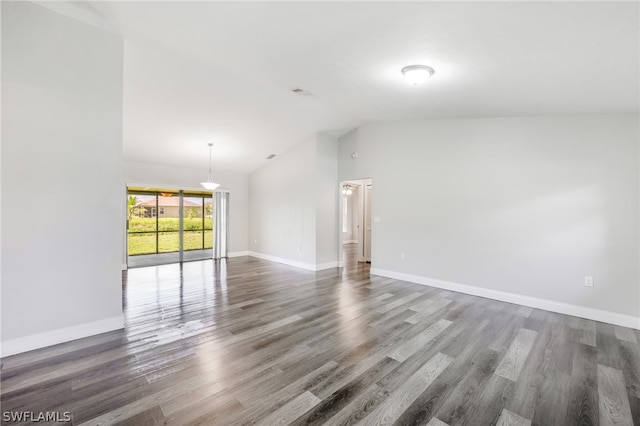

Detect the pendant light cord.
xmin=208 ymin=143 xmax=213 ymax=177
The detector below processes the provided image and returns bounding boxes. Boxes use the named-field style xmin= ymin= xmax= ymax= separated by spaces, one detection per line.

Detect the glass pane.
xmin=183 ymin=230 xmax=203 ymax=251
xmin=157 ymin=194 xmax=180 ymax=233
xmin=158 ymin=231 xmax=180 ymax=253
xmin=205 ymin=198 xmax=214 ymax=251
xmin=128 ymin=193 xmax=157 ymax=256
xmin=204 ymin=230 xmax=213 ymax=249
xmin=127 ymin=190 xmax=214 ymax=266
xmin=204 ymin=200 xmax=213 ymax=228
xmin=183 ymin=196 xmax=203 ymax=222
xmin=128 ymin=232 xmax=156 ymax=255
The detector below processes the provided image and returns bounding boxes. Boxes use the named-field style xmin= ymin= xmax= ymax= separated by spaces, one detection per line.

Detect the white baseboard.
xmin=248 ymin=251 xmax=316 ymax=271
xmin=121 ymin=263 xmax=127 ymax=271
xmin=228 ymin=251 xmax=250 ymax=258
xmin=1 ymin=315 xmax=125 ymax=357
xmin=370 ymin=268 xmax=640 ymax=330
xmin=248 ymin=252 xmax=338 ymax=272
xmin=316 ymin=261 xmax=340 ymax=271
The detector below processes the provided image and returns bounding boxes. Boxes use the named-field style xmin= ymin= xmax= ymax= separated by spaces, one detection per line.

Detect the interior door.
xmin=363 ymin=184 xmax=372 ymax=262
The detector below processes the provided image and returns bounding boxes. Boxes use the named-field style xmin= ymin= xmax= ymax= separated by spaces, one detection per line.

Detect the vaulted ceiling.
xmin=47 ymin=1 xmax=640 ymax=173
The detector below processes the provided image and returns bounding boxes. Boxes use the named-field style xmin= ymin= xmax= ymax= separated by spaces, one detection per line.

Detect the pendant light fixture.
xmin=200 ymin=143 xmax=220 ymax=191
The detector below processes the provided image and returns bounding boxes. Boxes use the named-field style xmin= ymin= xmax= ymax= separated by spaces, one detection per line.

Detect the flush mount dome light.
xmin=401 ymin=65 xmax=435 ymax=85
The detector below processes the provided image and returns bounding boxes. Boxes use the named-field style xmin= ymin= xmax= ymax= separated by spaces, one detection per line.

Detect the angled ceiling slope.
xmin=40 ymin=1 xmax=640 ymax=173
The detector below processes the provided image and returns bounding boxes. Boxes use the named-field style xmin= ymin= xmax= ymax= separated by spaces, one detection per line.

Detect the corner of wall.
xmin=247 ymin=135 xmax=318 ymax=266
xmin=315 ymin=133 xmax=340 ymax=266
xmin=1 ymin=315 xmax=125 ymax=357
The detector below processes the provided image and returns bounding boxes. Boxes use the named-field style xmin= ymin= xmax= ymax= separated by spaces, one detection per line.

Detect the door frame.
xmin=361 ymin=182 xmax=372 ymax=263
xmin=338 ymin=178 xmax=372 ymax=267
xmin=125 ymin=185 xmax=214 ymax=268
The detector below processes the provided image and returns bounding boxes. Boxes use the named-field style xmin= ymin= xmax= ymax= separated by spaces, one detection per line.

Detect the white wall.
xmin=1 ymin=2 xmax=125 ymax=354
xmin=248 ymin=133 xmax=340 ymax=270
xmin=123 ymin=161 xmax=249 ymax=256
xmin=249 ymin=136 xmax=317 ymax=266
xmin=315 ymin=134 xmax=339 ymax=265
xmin=339 ymin=114 xmax=640 ymax=322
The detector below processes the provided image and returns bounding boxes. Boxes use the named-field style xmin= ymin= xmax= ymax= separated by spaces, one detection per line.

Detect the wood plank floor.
xmin=2 ymin=246 xmax=639 ymax=425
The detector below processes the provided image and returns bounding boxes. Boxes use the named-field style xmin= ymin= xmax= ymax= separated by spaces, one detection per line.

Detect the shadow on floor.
xmin=127 ymin=249 xmax=213 ymax=268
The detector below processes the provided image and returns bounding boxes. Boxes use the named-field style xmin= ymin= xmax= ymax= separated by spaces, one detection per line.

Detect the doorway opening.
xmin=126 ymin=187 xmax=214 ymax=268
xmin=339 ymin=178 xmax=372 ymax=273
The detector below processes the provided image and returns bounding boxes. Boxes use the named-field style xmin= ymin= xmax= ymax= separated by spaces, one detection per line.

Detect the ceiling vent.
xmin=266 ymin=154 xmax=276 ymax=160
xmin=291 ymin=88 xmax=312 ymax=96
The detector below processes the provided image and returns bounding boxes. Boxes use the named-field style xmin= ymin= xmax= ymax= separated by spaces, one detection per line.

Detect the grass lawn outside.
xmin=128 ymin=218 xmax=213 ymax=255
xmin=129 ymin=217 xmax=212 ymax=232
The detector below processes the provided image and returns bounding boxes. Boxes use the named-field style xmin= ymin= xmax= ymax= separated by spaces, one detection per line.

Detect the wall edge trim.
xmin=1 ymin=315 xmax=125 ymax=357
xmin=370 ymin=268 xmax=640 ymax=330
xmin=248 ymin=252 xmax=339 ymax=272
xmin=228 ymin=251 xmax=250 ymax=258
xmin=316 ymin=261 xmax=340 ymax=271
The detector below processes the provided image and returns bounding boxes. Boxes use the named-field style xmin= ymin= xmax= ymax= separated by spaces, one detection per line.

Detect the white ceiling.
xmin=62 ymin=2 xmax=639 ymax=174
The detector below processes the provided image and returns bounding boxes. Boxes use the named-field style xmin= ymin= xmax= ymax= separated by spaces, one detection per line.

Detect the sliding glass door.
xmin=127 ymin=187 xmax=214 ymax=267
xmin=182 ymin=194 xmax=214 ymax=262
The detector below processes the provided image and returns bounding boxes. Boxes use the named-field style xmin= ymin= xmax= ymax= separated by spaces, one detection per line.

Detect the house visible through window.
xmin=126 ymin=187 xmax=214 ymax=263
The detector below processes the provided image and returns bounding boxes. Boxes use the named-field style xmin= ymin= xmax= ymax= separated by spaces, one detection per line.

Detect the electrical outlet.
xmin=584 ymin=276 xmax=593 ymax=287
xmin=400 ymin=253 xmax=405 ymax=261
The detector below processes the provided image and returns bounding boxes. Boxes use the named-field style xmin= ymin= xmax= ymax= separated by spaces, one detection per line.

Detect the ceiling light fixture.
xmin=401 ymin=65 xmax=435 ymax=85
xmin=200 ymin=143 xmax=220 ymax=191
xmin=342 ymin=184 xmax=353 ymax=195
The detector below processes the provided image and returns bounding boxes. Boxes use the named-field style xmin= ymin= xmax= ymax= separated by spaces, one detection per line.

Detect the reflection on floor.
xmin=2 ymin=255 xmax=638 ymax=425
xmin=341 ymin=243 xmax=369 ymax=278
xmin=128 ymin=249 xmax=213 ymax=268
